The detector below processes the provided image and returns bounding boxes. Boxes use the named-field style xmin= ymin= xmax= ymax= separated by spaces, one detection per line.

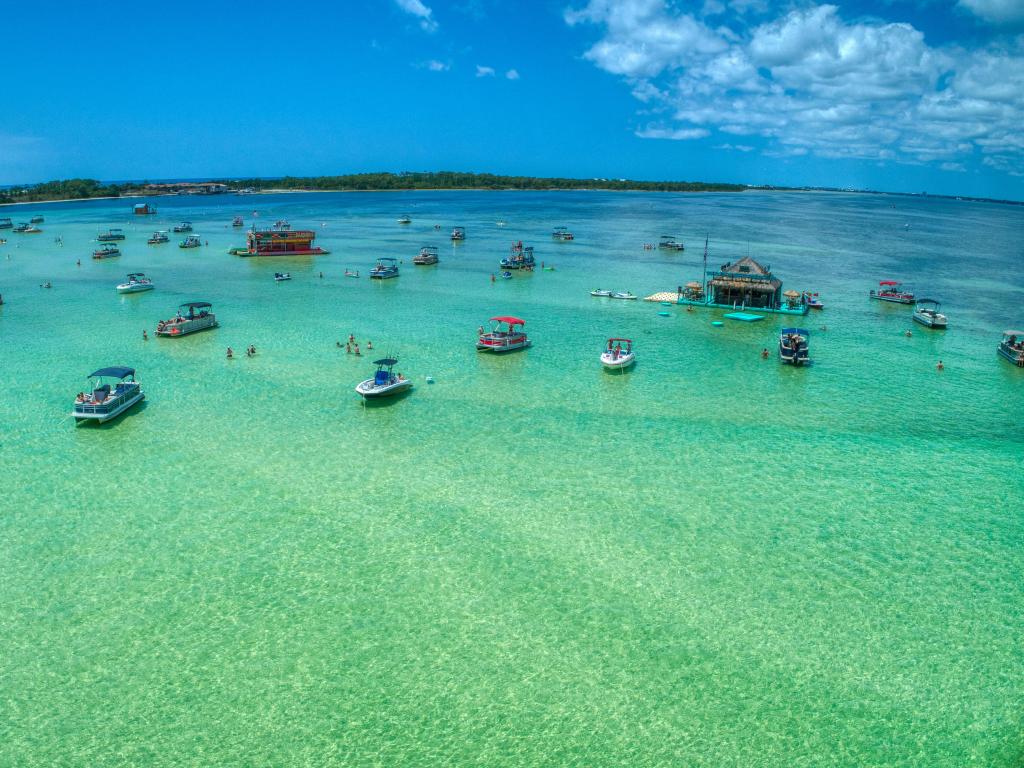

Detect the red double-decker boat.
xmin=476 ymin=316 xmax=531 ymax=353
xmin=869 ymin=280 xmax=915 ymax=304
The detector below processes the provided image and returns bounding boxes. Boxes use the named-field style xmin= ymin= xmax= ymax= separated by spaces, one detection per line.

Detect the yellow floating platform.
xmin=645 ymin=292 xmax=679 ymax=302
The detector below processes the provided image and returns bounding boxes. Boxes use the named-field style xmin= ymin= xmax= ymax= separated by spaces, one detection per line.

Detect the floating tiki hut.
xmin=683 ymin=281 xmax=705 ymax=301
xmin=133 ymin=202 xmax=157 ymax=215
xmin=707 ymin=256 xmax=782 ymax=309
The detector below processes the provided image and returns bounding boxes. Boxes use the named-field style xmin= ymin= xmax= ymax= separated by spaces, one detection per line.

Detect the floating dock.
xmin=643 ymin=292 xmax=809 ymax=316
xmin=723 ymin=312 xmax=765 ymax=322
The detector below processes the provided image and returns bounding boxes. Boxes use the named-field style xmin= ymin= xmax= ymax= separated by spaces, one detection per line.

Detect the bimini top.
xmin=88 ymin=366 xmax=135 ymax=379
xmin=181 ymin=301 xmax=212 ymax=309
xmin=490 ymin=316 xmax=525 ymax=325
xmin=377 ymin=257 xmax=398 ymax=264
xmin=607 ymin=338 xmax=633 ymax=344
xmin=1003 ymin=330 xmax=1024 ymax=337
xmin=878 ymin=280 xmax=902 ymax=286
xmin=127 ymin=272 xmax=146 ymax=279
xmin=916 ymin=298 xmax=940 ymax=305
xmin=781 ymin=328 xmax=810 ymax=336
xmin=373 ymin=358 xmax=398 ymax=367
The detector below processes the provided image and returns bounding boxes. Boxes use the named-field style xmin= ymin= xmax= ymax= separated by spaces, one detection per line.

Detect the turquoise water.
xmin=2 ymin=191 xmax=1022 ymax=766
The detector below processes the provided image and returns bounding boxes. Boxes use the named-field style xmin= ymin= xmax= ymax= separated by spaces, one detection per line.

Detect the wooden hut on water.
xmin=707 ymin=256 xmax=783 ymax=310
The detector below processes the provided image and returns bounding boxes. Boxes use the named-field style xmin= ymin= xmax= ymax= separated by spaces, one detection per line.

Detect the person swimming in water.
xmin=226 ymin=347 xmax=234 ymax=359
xmin=937 ymin=359 xmax=944 ymax=370
xmin=143 ymin=329 xmax=148 ymax=341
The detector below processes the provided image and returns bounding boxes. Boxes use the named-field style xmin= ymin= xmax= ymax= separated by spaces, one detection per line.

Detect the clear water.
xmin=2 ymin=191 xmax=1022 ymax=766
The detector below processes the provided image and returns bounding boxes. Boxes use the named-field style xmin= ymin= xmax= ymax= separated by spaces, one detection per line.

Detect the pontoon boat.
xmin=370 ymin=257 xmax=399 ymax=279
xmin=451 ymin=226 xmax=465 ymax=241
xmin=93 ymin=245 xmax=121 ymax=259
xmin=179 ymin=235 xmax=201 ymax=248
xmin=156 ymin=301 xmax=218 ymax=337
xmin=552 ymin=226 xmax=574 ymax=241
xmin=477 ymin=316 xmax=531 ymax=353
xmin=73 ymin=367 xmax=145 ymax=423
xmin=355 ymin=357 xmax=414 ymax=398
xmin=0 ymin=218 xmax=12 ymax=229
xmin=779 ymin=328 xmax=810 ymax=366
xmin=413 ymin=246 xmax=439 ymax=265
xmin=913 ymin=299 xmax=947 ymax=328
xmin=601 ymin=338 xmax=635 ymax=369
xmin=172 ymin=222 xmax=193 ymax=233
xmin=97 ymin=228 xmax=125 ymax=242
xmin=116 ymin=273 xmax=154 ymax=293
xmin=147 ymin=231 xmax=169 ymax=244
xmin=658 ymin=235 xmax=685 ymax=251
xmin=500 ymin=242 xmax=535 ymax=270
xmin=998 ymin=331 xmax=1024 ymax=367
xmin=30 ymin=216 xmax=44 ymax=224
xmin=870 ymin=280 xmax=915 ymax=304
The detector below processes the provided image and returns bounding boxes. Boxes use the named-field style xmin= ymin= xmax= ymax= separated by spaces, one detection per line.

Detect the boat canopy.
xmin=127 ymin=272 xmax=145 ymax=278
xmin=878 ymin=280 xmax=901 ymax=286
xmin=88 ymin=366 xmax=135 ymax=379
xmin=916 ymin=298 xmax=940 ymax=305
xmin=181 ymin=301 xmax=212 ymax=309
xmin=377 ymin=257 xmax=398 ymax=264
xmin=490 ymin=316 xmax=525 ymax=325
xmin=1003 ymin=330 xmax=1024 ymax=337
xmin=607 ymin=338 xmax=633 ymax=344
xmin=783 ymin=289 xmax=801 ymax=298
xmin=781 ymin=328 xmax=810 ymax=336
xmin=373 ymin=358 xmax=398 ymax=367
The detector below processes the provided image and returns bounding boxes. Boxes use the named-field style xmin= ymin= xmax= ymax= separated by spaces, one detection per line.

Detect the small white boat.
xmin=451 ymin=226 xmax=466 ymax=241
xmin=591 ymin=289 xmax=612 ymax=297
xmin=912 ymin=298 xmax=947 ymax=328
xmin=116 ymin=273 xmax=154 ymax=293
xmin=356 ymin=357 xmax=414 ymax=398
xmin=73 ymin=366 xmax=145 ymax=423
xmin=611 ymin=291 xmax=637 ymax=300
xmin=274 ymin=272 xmax=292 ymax=282
xmin=601 ymin=338 xmax=635 ymax=370
xmin=397 ymin=215 xmax=412 ymax=225
xmin=500 ymin=271 xmax=512 ymax=279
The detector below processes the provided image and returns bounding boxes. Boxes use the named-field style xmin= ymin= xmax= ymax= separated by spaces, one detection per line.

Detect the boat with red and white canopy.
xmin=476 ymin=316 xmax=531 ymax=353
xmin=869 ymin=280 xmax=915 ymax=304
xmin=601 ymin=338 xmax=635 ymax=369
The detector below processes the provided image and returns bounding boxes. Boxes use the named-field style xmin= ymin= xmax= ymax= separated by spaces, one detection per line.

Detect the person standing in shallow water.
xmin=226 ymin=347 xmax=234 ymax=359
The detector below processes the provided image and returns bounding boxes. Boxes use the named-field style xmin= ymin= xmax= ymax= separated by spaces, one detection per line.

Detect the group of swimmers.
xmin=337 ymin=334 xmax=373 ymax=356
xmin=226 ymin=345 xmax=256 ymax=359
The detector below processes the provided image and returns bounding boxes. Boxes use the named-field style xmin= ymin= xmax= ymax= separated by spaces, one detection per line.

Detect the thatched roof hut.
xmin=707 ymin=256 xmax=783 ymax=309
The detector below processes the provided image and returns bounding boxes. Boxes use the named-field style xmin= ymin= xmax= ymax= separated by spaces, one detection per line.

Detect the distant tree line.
xmin=1 ymin=172 xmax=747 ymax=204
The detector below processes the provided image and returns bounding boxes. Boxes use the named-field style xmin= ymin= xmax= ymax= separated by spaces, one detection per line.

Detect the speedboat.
xmin=97 ymin=228 xmax=125 ymax=241
xmin=591 ymin=289 xmax=612 ymax=297
xmin=500 ymin=271 xmax=512 ymax=279
xmin=912 ymin=298 xmax=947 ymax=329
xmin=73 ymin=366 xmax=145 ymax=423
xmin=870 ymin=280 xmax=915 ymax=304
xmin=451 ymin=226 xmax=465 ymax=241
xmin=552 ymin=226 xmax=574 ymax=241
xmin=23 ymin=225 xmax=43 ymax=233
xmin=779 ymin=328 xmax=810 ymax=366
xmin=93 ymin=244 xmax=121 ymax=259
xmin=274 ymin=272 xmax=292 ymax=282
xmin=116 ymin=273 xmax=154 ymax=293
xmin=172 ymin=222 xmax=193 ymax=233
xmin=232 ymin=216 xmax=244 ymax=227
xmin=658 ymin=235 xmax=685 ymax=251
xmin=601 ymin=338 xmax=635 ymax=369
xmin=0 ymin=217 xmax=12 ymax=229
xmin=610 ymin=291 xmax=637 ymax=300
xmin=369 ymin=257 xmax=399 ymax=279
xmin=147 ymin=231 xmax=169 ymax=244
xmin=355 ymin=357 xmax=414 ymax=398
xmin=30 ymin=216 xmax=44 ymax=224
xmin=998 ymin=330 xmax=1024 ymax=367
xmin=397 ymin=215 xmax=412 ymax=224
xmin=13 ymin=223 xmax=31 ymax=233
xmin=413 ymin=246 xmax=439 ymax=265
xmin=477 ymin=316 xmax=530 ymax=353
xmin=179 ymin=235 xmax=202 ymax=248
xmin=156 ymin=301 xmax=218 ymax=337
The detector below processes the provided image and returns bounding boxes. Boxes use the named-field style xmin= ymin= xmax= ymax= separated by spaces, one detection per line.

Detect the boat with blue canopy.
xmin=912 ymin=298 xmax=947 ymax=328
xmin=370 ymin=257 xmax=400 ymax=279
xmin=779 ymin=328 xmax=810 ymax=366
xmin=500 ymin=241 xmax=535 ymax=271
xmin=156 ymin=301 xmax=217 ymax=337
xmin=355 ymin=357 xmax=413 ymax=398
xmin=73 ymin=366 xmax=145 ymax=423
xmin=97 ymin=228 xmax=125 ymax=242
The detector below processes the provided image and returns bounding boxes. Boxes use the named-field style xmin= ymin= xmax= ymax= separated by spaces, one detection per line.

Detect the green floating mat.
xmin=711 ymin=321 xmax=725 ymax=327
xmin=723 ymin=312 xmax=765 ymax=322
xmin=658 ymin=311 xmax=670 ymax=317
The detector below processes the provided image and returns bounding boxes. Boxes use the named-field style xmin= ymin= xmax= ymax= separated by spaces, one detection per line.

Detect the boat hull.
xmin=155 ymin=317 xmax=218 ymax=337
xmin=116 ymin=283 xmax=154 ymax=293
xmin=913 ymin=312 xmax=947 ymax=328
xmin=476 ymin=338 xmax=531 ymax=353
xmin=998 ymin=346 xmax=1024 ymax=367
xmin=73 ymin=391 xmax=145 ymax=423
xmin=370 ymin=270 xmax=399 ymax=279
xmin=870 ymin=292 xmax=915 ymax=304
xmin=355 ymin=379 xmax=413 ymax=398
xmin=601 ymin=352 xmax=635 ymax=369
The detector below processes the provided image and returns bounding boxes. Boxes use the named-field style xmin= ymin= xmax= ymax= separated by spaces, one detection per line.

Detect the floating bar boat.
xmin=229 ymin=226 xmax=328 ymax=256
xmin=355 ymin=357 xmax=413 ymax=398
xmin=779 ymin=328 xmax=810 ymax=366
xmin=913 ymin=299 xmax=947 ymax=329
xmin=370 ymin=257 xmax=400 ymax=279
xmin=870 ymin=280 xmax=915 ymax=304
xmin=477 ymin=316 xmax=530 ymax=353
xmin=73 ymin=366 xmax=144 ymax=423
xmin=97 ymin=228 xmax=125 ymax=242
xmin=133 ymin=203 xmax=157 ymax=215
xmin=998 ymin=331 xmax=1024 ymax=367
xmin=116 ymin=273 xmax=154 ymax=293
xmin=156 ymin=301 xmax=217 ymax=337
xmin=601 ymin=338 xmax=635 ymax=369
xmin=413 ymin=246 xmax=439 ymax=265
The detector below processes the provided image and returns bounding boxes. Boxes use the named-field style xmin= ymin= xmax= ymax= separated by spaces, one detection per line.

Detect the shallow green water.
xmin=2 ymin=191 xmax=1022 ymax=766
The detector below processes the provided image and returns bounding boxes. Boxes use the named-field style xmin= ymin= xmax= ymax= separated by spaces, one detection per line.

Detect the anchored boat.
xmin=73 ymin=366 xmax=145 ymax=423
xmin=370 ymin=257 xmax=400 ymax=279
xmin=0 ymin=218 xmax=12 ymax=229
xmin=912 ymin=298 xmax=947 ymax=328
xmin=610 ymin=291 xmax=637 ymax=300
xmin=477 ymin=316 xmax=530 ymax=353
xmin=230 ymin=226 xmax=328 ymax=256
xmin=998 ymin=331 xmax=1024 ymax=367
xmin=601 ymin=338 xmax=635 ymax=369
xmin=147 ymin=231 xmax=169 ymax=244
xmin=179 ymin=235 xmax=202 ymax=248
xmin=552 ymin=226 xmax=574 ymax=241
xmin=658 ymin=235 xmax=685 ymax=251
xmin=397 ymin=215 xmax=412 ymax=225
xmin=355 ymin=357 xmax=414 ymax=398
xmin=93 ymin=244 xmax=121 ymax=259
xmin=413 ymin=246 xmax=439 ymax=265
xmin=116 ymin=273 xmax=154 ymax=293
xmin=232 ymin=216 xmax=244 ymax=227
xmin=172 ymin=222 xmax=193 ymax=233
xmin=451 ymin=226 xmax=465 ymax=241
xmin=870 ymin=280 xmax=915 ymax=304
xmin=97 ymin=228 xmax=126 ymax=242
xmin=779 ymin=328 xmax=810 ymax=366
xmin=274 ymin=272 xmax=291 ymax=282
xmin=30 ymin=215 xmax=44 ymax=224
xmin=590 ymin=289 xmax=612 ymax=297
xmin=156 ymin=301 xmax=217 ymax=337
xmin=500 ymin=241 xmax=535 ymax=270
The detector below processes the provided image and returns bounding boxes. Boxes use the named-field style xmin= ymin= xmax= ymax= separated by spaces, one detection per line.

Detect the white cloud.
xmin=395 ymin=0 xmax=438 ymax=32
xmin=506 ymin=68 xmax=520 ymax=80
xmin=636 ymin=125 xmax=710 ymax=139
xmin=476 ymin=65 xmax=495 ymax=77
xmin=566 ymin=0 xmax=1024 ymax=176
xmin=940 ymin=162 xmax=967 ymax=171
xmin=424 ymin=59 xmax=450 ymax=71
xmin=957 ymin=0 xmax=1024 ymax=25
xmin=716 ymin=143 xmax=755 ymax=151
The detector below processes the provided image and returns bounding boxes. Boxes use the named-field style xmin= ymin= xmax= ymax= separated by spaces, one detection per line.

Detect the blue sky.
xmin=3 ymin=0 xmax=1022 ymax=198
